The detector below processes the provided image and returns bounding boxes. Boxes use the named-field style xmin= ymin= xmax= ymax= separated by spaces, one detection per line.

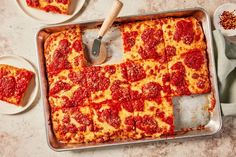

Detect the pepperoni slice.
xmin=141 ymin=28 xmax=163 ymax=48
xmin=62 ymin=115 xmax=70 ymax=123
xmin=165 ymin=45 xmax=176 ymax=61
xmin=104 ymin=65 xmax=116 ymax=75
xmin=44 ymin=5 xmax=62 ymax=13
xmin=48 ymin=50 xmax=72 ymax=76
xmin=111 ymin=80 xmax=130 ymax=102
xmin=184 ymin=49 xmax=204 ymax=70
xmin=0 ymin=76 xmax=16 ymax=98
xmin=121 ymin=101 xmax=133 ymax=113
xmin=68 ymin=71 xmax=86 ymax=86
xmin=121 ymin=61 xmax=146 ymax=82
xmin=135 ymin=115 xmax=160 ymax=134
xmin=123 ymin=31 xmax=138 ymax=51
xmin=174 ymin=20 xmax=194 ymax=45
xmin=72 ymin=40 xmax=82 ymax=52
xmin=138 ymin=46 xmax=160 ymax=60
xmin=73 ymin=112 xmax=92 ymax=126
xmin=71 ymin=87 xmax=90 ymax=106
xmin=48 ymin=39 xmax=72 ymax=76
xmin=197 ymin=80 xmax=205 ymax=89
xmin=15 ymin=71 xmax=33 ymax=97
xmin=132 ymin=99 xmax=144 ymax=111
xmin=86 ymin=71 xmax=110 ymax=92
xmin=124 ymin=116 xmax=135 ymax=131
xmin=142 ymin=82 xmax=162 ymax=99
xmin=26 ymin=0 xmax=39 ymax=7
xmin=56 ymin=0 xmax=68 ymax=5
xmin=49 ymin=81 xmax=72 ymax=96
xmin=98 ymin=108 xmax=121 ymax=129
xmin=170 ymin=62 xmax=190 ymax=95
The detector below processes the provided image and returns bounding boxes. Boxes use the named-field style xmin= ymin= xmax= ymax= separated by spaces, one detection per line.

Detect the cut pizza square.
xmin=90 ymin=100 xmax=122 ymax=143
xmin=26 ymin=0 xmax=71 ymax=14
xmin=44 ymin=27 xmax=86 ymax=78
xmin=133 ymin=97 xmax=174 ymax=139
xmin=51 ymin=106 xmax=95 ymax=144
xmin=0 ymin=64 xmax=34 ymax=106
xmin=162 ymin=17 xmax=211 ymax=96
xmin=162 ymin=17 xmax=207 ymax=51
xmin=120 ymin=20 xmax=166 ymax=62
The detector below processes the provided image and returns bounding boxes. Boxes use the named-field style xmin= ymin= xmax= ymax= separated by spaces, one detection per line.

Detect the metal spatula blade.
xmin=90 ymin=0 xmax=123 ymax=64
xmin=92 ymin=37 xmax=102 ymax=56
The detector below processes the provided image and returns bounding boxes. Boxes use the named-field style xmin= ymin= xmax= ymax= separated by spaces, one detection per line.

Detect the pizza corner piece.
xmin=44 ymin=27 xmax=86 ymax=80
xmin=26 ymin=0 xmax=71 ymax=15
xmin=120 ymin=20 xmax=166 ymax=62
xmin=0 ymin=64 xmax=34 ymax=106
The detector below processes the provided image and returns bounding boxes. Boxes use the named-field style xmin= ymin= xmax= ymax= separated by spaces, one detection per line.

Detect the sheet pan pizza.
xmin=44 ymin=17 xmax=210 ymax=144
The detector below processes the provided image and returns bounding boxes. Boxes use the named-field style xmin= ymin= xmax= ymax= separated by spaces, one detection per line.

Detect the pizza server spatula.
xmin=90 ymin=0 xmax=123 ymax=65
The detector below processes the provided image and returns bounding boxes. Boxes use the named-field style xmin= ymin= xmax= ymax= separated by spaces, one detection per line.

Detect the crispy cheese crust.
xmin=0 ymin=64 xmax=34 ymax=106
xmin=26 ymin=0 xmax=71 ymax=15
xmin=45 ymin=17 xmax=210 ymax=144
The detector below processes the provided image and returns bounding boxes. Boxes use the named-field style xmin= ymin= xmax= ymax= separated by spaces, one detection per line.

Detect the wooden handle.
xmin=98 ymin=0 xmax=123 ymax=37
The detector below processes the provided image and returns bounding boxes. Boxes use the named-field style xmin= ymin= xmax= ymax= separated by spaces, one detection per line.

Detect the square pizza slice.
xmin=162 ymin=17 xmax=211 ymax=96
xmin=26 ymin=0 xmax=71 ymax=14
xmin=90 ymin=100 xmax=122 ymax=143
xmin=44 ymin=27 xmax=86 ymax=78
xmin=133 ymin=97 xmax=174 ymax=139
xmin=0 ymin=64 xmax=34 ymax=106
xmin=51 ymin=106 xmax=95 ymax=144
xmin=120 ymin=20 xmax=166 ymax=62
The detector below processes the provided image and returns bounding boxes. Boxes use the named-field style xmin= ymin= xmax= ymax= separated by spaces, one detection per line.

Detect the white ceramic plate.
xmin=213 ymin=3 xmax=236 ymax=37
xmin=16 ymin=0 xmax=85 ymax=24
xmin=0 ymin=55 xmax=39 ymax=114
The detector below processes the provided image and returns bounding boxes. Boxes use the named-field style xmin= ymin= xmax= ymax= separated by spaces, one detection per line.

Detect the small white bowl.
xmin=213 ymin=3 xmax=236 ymax=39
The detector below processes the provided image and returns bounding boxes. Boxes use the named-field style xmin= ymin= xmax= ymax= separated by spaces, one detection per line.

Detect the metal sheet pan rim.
xmin=36 ymin=7 xmax=222 ymax=151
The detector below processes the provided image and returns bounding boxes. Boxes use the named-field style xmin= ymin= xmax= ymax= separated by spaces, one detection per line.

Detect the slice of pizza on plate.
xmin=26 ymin=0 xmax=71 ymax=14
xmin=0 ymin=64 xmax=34 ymax=106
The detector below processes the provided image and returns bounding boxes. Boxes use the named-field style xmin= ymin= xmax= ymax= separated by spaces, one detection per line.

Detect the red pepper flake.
xmin=219 ymin=10 xmax=236 ymax=30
